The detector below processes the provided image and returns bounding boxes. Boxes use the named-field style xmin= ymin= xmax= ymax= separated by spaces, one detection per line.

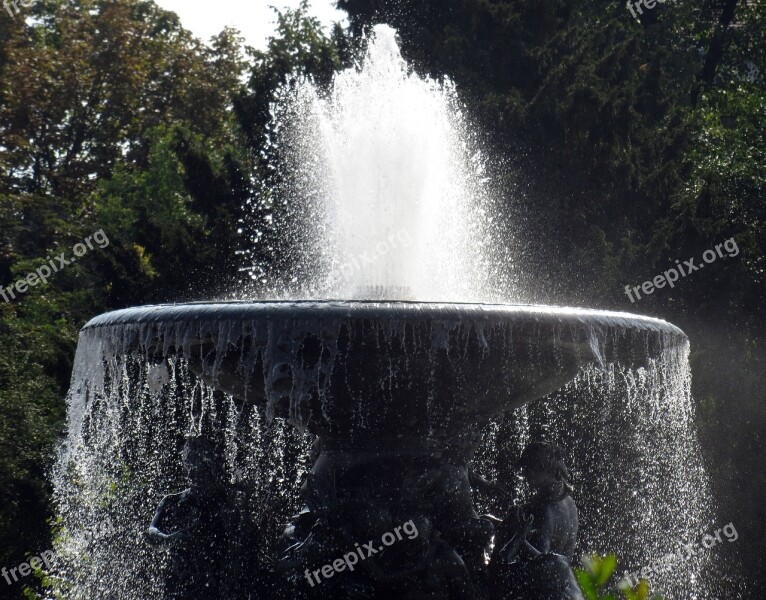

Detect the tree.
xmin=0 ymin=2 xmax=247 ymax=592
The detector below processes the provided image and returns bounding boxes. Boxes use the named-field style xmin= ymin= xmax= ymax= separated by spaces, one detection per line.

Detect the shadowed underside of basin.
xmin=73 ymin=300 xmax=691 ymax=600
xmin=80 ymin=301 xmax=686 ymax=449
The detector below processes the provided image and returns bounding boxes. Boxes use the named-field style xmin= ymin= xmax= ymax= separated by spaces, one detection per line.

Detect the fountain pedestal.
xmin=81 ymin=300 xmax=686 ymax=598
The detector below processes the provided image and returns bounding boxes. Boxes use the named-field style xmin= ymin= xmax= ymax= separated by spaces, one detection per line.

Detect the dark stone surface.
xmin=82 ymin=301 xmax=686 ymax=445
xmin=148 ymin=437 xmax=235 ymax=599
xmin=111 ymin=302 xmax=683 ymax=598
xmin=489 ymin=442 xmax=584 ymax=600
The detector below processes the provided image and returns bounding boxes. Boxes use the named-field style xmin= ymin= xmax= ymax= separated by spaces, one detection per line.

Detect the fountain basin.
xmin=70 ymin=300 xmax=695 ymax=598
xmin=81 ymin=301 xmax=685 ymax=451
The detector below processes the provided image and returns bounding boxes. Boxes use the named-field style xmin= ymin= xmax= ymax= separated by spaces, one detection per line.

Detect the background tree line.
xmin=0 ymin=0 xmax=763 ymax=597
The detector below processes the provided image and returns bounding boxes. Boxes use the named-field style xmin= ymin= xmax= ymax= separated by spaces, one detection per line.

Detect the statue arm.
xmin=525 ymin=507 xmax=553 ymax=555
xmin=469 ymin=471 xmax=512 ymax=498
xmin=522 ymin=539 xmax=543 ymax=557
xmin=147 ymin=492 xmax=191 ymax=544
xmin=496 ymin=507 xmax=534 ymax=562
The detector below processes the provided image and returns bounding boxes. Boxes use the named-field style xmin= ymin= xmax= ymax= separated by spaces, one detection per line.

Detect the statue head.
xmin=517 ymin=441 xmax=573 ymax=492
xmin=182 ymin=436 xmax=227 ymax=491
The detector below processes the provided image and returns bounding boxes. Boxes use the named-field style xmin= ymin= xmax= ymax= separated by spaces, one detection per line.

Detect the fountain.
xmin=51 ymin=25 xmax=713 ymax=600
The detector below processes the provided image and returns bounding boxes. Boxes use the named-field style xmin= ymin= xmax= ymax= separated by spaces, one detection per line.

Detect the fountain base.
xmin=71 ymin=301 xmax=687 ymax=599
xmin=278 ymin=442 xmax=493 ymax=598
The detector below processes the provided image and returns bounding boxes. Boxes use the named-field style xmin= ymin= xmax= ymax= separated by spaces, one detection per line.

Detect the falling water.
xmin=51 ymin=335 xmax=313 ymax=599
xmin=473 ymin=341 xmax=732 ymax=599
xmin=47 ymin=24 xmax=734 ymax=600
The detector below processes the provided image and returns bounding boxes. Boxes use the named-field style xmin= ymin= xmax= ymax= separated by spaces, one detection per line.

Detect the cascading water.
xmin=48 ymin=24 xmax=734 ymax=600
xmin=474 ymin=345 xmax=731 ymax=599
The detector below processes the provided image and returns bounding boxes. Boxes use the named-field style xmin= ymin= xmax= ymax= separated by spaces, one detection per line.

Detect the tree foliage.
xmin=1 ymin=0 xmax=250 ymax=590
xmin=0 ymin=0 xmax=763 ymax=597
xmin=576 ymin=554 xmax=661 ymax=600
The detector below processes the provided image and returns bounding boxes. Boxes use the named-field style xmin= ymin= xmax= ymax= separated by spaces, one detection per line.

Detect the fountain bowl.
xmin=81 ymin=301 xmax=686 ymax=452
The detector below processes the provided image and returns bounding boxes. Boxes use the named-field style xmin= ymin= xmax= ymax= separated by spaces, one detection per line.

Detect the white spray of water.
xmin=474 ymin=342 xmax=723 ymax=598
xmin=248 ymin=25 xmax=510 ymax=301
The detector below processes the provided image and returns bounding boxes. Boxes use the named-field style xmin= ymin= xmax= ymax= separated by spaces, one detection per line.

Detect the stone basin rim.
xmin=81 ymin=300 xmax=687 ymax=340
